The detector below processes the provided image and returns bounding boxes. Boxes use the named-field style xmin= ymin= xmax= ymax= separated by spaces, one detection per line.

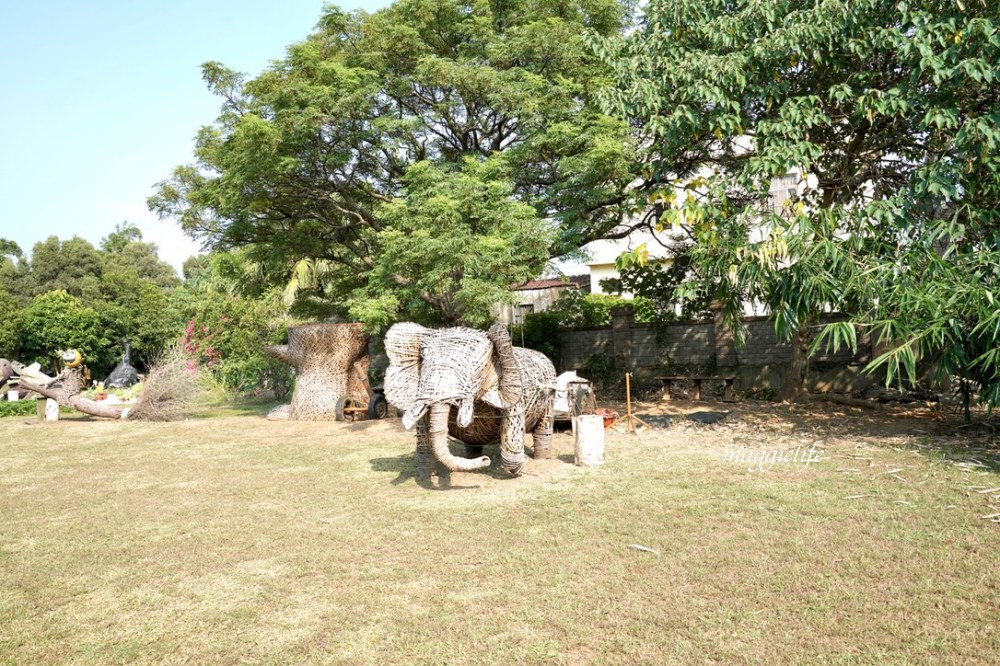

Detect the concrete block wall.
xmin=560 ymin=328 xmax=613 ymax=371
xmin=556 ymin=309 xmax=873 ymax=393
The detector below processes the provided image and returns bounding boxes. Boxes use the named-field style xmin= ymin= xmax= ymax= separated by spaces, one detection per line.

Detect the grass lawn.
xmin=1 ymin=401 xmax=998 ymax=664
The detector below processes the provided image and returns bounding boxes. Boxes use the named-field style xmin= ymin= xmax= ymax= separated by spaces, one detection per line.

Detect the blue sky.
xmin=0 ymin=0 xmax=387 ymax=273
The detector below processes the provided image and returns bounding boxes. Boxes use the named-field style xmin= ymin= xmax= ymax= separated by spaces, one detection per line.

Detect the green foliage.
xmin=150 ymin=0 xmax=637 ymax=328
xmin=24 ymin=236 xmax=103 ymax=299
xmin=91 ymin=269 xmax=179 ymax=373
xmin=174 ymin=256 xmax=293 ymax=397
xmin=101 ymin=241 xmax=180 ymax=290
xmin=0 ymin=400 xmax=40 ymax=418
xmin=598 ymin=0 xmax=1000 ymax=409
xmin=579 ymin=348 xmax=619 ymax=392
xmin=0 ymin=290 xmax=23 ymax=358
xmin=355 ymin=159 xmax=551 ymax=327
xmin=0 ymin=239 xmax=22 ymax=259
xmin=550 ymin=289 xmax=647 ymax=327
xmin=18 ymin=291 xmax=107 ymax=371
xmin=181 ymin=254 xmax=211 ymax=282
xmin=0 ymin=232 xmax=185 ymax=376
xmin=100 ymin=222 xmax=143 ymax=254
xmin=604 ymin=244 xmax=714 ymax=322
xmin=510 ymin=309 xmax=563 ymax=360
xmin=0 ymin=240 xmax=30 ymax=304
xmin=511 ymin=288 xmax=651 ymax=360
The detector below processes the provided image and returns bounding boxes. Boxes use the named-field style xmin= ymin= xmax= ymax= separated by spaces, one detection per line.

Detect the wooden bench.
xmin=657 ymin=376 xmax=736 ymax=402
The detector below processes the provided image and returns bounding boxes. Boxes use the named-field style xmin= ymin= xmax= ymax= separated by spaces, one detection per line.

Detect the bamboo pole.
xmin=611 ymin=372 xmax=652 ymax=433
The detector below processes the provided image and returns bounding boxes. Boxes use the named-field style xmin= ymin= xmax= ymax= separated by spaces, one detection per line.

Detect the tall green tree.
xmin=100 ymin=222 xmax=181 ymax=290
xmin=100 ymin=222 xmax=143 ymax=254
xmin=2 ymin=233 xmax=183 ymax=374
xmin=0 ymin=289 xmax=22 ymax=358
xmin=150 ymin=0 xmax=639 ymax=327
xmin=26 ymin=236 xmax=104 ymax=299
xmin=0 ymin=240 xmax=31 ymax=307
xmin=596 ymin=0 xmax=1000 ymax=406
xmin=170 ymin=251 xmax=293 ymax=397
xmin=92 ymin=268 xmax=179 ymax=372
xmin=18 ymin=291 xmax=107 ymax=371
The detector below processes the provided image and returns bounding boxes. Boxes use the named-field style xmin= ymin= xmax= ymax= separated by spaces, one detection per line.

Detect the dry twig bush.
xmin=127 ymin=345 xmax=216 ymax=422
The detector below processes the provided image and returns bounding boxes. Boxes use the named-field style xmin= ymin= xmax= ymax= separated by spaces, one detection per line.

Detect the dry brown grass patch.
xmin=1 ymin=401 xmax=997 ymax=664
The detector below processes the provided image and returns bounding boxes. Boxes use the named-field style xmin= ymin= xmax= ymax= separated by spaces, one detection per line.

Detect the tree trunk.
xmin=778 ymin=326 xmax=811 ymax=402
xmin=18 ymin=379 xmax=126 ymax=419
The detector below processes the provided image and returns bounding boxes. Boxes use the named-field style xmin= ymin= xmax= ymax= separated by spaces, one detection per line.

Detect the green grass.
xmin=1 ymin=406 xmax=998 ymax=664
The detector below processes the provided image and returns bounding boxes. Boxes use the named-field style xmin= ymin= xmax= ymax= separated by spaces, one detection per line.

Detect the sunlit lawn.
xmin=1 ymin=403 xmax=998 ymax=664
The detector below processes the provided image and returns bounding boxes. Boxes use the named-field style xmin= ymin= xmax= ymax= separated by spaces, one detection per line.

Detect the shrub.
xmin=173 ymin=288 xmax=292 ymax=398
xmin=0 ymin=400 xmax=38 ymax=418
xmin=510 ymin=289 xmax=655 ymax=362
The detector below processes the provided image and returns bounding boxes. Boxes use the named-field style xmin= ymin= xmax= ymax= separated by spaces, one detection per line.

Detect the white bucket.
xmin=573 ymin=414 xmax=605 ymax=466
xmin=8 ymin=390 xmax=18 ymax=402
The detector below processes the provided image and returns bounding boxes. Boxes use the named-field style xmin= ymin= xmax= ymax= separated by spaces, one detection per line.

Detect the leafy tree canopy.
xmin=596 ymin=0 xmax=1000 ymax=407
xmin=101 ymin=241 xmax=181 ymax=290
xmin=0 ymin=289 xmax=22 ymax=359
xmin=150 ymin=0 xmax=640 ymax=327
xmin=100 ymin=221 xmax=143 ymax=254
xmin=18 ymin=291 xmax=107 ymax=371
xmin=0 ymin=232 xmax=184 ymax=375
xmin=25 ymin=236 xmax=104 ymax=299
xmin=90 ymin=268 xmax=178 ymax=372
xmin=170 ymin=250 xmax=293 ymax=397
xmin=0 ymin=239 xmax=22 ymax=260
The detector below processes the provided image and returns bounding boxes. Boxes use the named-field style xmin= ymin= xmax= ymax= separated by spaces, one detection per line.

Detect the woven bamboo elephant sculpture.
xmin=384 ymin=322 xmax=556 ymax=476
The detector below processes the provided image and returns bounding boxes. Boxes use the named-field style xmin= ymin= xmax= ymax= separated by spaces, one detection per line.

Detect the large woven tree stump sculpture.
xmin=266 ymin=322 xmax=371 ymax=420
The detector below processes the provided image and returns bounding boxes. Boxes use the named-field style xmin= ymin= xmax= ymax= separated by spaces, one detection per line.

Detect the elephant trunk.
xmin=429 ymin=403 xmax=491 ymax=472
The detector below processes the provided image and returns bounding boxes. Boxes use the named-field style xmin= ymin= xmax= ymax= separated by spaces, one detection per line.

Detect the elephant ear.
xmin=383 ymin=322 xmax=427 ymax=412
xmin=480 ymin=323 xmax=523 ymax=409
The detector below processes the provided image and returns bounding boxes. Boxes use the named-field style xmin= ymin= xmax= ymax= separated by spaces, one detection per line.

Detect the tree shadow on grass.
xmin=701 ymin=401 xmax=1000 ymax=475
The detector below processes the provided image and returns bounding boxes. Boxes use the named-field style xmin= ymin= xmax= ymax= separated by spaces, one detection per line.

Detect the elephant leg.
xmin=532 ymin=405 xmax=554 ymax=460
xmin=415 ymin=413 xmax=435 ymax=482
xmin=499 ymin=406 xmax=527 ymax=475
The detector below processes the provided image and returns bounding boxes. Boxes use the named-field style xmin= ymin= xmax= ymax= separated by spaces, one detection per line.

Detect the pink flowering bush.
xmin=170 ymin=289 xmax=292 ymax=398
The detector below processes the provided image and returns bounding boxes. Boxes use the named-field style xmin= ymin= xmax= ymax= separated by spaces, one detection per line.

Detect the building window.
xmin=514 ymin=303 xmax=534 ymax=323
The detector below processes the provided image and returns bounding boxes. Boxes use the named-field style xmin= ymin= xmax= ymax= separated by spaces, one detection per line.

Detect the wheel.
xmin=367 ymin=393 xmax=389 ymax=420
xmin=335 ymin=396 xmax=357 ymax=422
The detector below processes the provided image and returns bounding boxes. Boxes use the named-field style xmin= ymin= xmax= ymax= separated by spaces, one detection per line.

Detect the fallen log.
xmin=18 ymin=378 xmax=127 ymax=420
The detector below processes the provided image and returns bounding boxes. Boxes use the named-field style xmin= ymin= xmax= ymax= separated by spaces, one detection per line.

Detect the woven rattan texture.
xmin=385 ymin=323 xmax=556 ymax=472
xmin=266 ymin=322 xmax=370 ymax=420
